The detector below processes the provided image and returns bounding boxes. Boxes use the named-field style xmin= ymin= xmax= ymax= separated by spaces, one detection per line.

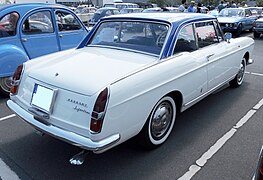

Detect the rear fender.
xmin=0 ymin=44 xmax=29 ymax=78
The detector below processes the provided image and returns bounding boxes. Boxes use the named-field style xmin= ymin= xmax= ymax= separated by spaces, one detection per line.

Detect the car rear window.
xmin=88 ymin=21 xmax=169 ymax=55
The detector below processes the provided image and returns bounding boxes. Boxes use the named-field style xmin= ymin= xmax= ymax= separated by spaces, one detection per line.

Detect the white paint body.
xmin=8 ymin=14 xmax=255 ymax=153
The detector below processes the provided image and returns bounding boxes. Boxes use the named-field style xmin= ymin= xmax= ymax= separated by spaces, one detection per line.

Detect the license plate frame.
xmin=31 ymin=84 xmax=57 ymax=114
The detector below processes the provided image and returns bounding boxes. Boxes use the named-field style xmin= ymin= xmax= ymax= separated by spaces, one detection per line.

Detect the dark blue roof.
xmin=103 ymin=12 xmax=216 ymax=25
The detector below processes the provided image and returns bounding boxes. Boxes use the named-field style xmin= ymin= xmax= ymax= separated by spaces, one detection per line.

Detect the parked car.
xmin=142 ymin=7 xmax=162 ymax=12
xmin=89 ymin=7 xmax=120 ymax=26
xmin=253 ymin=146 xmax=263 ymax=179
xmin=75 ymin=5 xmax=97 ymax=24
xmin=207 ymin=9 xmax=219 ymax=17
xmin=120 ymin=7 xmax=143 ymax=14
xmin=253 ymin=17 xmax=263 ymax=38
xmin=248 ymin=7 xmax=263 ymax=19
xmin=0 ymin=3 xmax=89 ymax=96
xmin=103 ymin=2 xmax=139 ymax=10
xmin=7 ymin=13 xmax=254 ymax=162
xmin=217 ymin=8 xmax=257 ymax=36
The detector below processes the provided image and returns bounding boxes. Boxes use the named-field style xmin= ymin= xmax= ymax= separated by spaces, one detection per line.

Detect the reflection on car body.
xmin=7 ymin=13 xmax=254 ymax=164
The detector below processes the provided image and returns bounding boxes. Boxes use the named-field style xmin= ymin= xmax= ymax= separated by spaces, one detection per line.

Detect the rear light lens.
xmin=10 ymin=64 xmax=23 ymax=95
xmin=90 ymin=87 xmax=109 ymax=133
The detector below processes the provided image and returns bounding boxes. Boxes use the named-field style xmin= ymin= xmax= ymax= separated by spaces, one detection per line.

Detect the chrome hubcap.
xmin=151 ymin=101 xmax=173 ymax=140
xmin=0 ymin=76 xmax=12 ymax=93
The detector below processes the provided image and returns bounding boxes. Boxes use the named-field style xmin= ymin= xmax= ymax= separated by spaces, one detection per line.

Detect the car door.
xmin=55 ymin=10 xmax=88 ymax=51
xmin=194 ymin=20 xmax=237 ymax=90
xmin=244 ymin=9 xmax=256 ymax=30
xmin=20 ymin=9 xmax=59 ymax=59
xmin=171 ymin=24 xmax=208 ymax=105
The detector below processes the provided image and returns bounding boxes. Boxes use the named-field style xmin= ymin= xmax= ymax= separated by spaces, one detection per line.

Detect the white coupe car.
xmin=7 ymin=13 xmax=254 ymax=163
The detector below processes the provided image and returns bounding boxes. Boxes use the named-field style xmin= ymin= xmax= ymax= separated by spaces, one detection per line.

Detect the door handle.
xmin=59 ymin=34 xmax=63 ymax=38
xmin=21 ymin=38 xmax=27 ymax=42
xmin=206 ymin=54 xmax=215 ymax=60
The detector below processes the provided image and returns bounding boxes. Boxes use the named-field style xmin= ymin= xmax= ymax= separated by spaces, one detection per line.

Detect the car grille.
xmin=256 ymin=22 xmax=263 ymax=28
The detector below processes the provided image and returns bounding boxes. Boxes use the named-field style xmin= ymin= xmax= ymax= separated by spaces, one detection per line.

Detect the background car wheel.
xmin=229 ymin=58 xmax=246 ymax=88
xmin=137 ymin=96 xmax=176 ymax=149
xmin=0 ymin=76 xmax=12 ymax=97
xmin=254 ymin=32 xmax=261 ymax=38
xmin=236 ymin=24 xmax=243 ymax=37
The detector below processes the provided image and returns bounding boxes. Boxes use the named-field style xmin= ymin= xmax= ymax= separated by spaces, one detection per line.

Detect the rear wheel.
xmin=0 ymin=76 xmax=12 ymax=97
xmin=138 ymin=96 xmax=176 ymax=149
xmin=229 ymin=58 xmax=246 ymax=88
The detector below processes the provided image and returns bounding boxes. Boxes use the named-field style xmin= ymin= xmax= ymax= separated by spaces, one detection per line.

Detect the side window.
xmin=173 ymin=24 xmax=197 ymax=54
xmin=55 ymin=11 xmax=82 ymax=32
xmin=214 ymin=21 xmax=224 ymax=42
xmin=195 ymin=21 xmax=218 ymax=49
xmin=105 ymin=10 xmax=113 ymax=16
xmin=22 ymin=11 xmax=53 ymax=34
xmin=0 ymin=12 xmax=19 ymax=38
xmin=245 ymin=9 xmax=252 ymax=16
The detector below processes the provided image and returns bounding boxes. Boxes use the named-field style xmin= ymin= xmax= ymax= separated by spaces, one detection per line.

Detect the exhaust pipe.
xmin=69 ymin=150 xmax=89 ymax=165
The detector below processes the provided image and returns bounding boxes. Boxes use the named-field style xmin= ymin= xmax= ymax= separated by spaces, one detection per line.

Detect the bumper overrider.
xmin=7 ymin=100 xmax=120 ymax=153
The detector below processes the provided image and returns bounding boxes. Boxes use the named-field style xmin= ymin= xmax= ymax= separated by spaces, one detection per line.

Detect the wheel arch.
xmin=243 ymin=51 xmax=249 ymax=65
xmin=166 ymin=90 xmax=183 ymax=114
xmin=0 ymin=44 xmax=29 ymax=78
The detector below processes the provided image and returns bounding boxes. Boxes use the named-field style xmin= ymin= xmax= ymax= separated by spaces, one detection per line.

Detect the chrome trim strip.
xmin=7 ymin=100 xmax=120 ymax=152
xmin=183 ymin=75 xmax=235 ymax=108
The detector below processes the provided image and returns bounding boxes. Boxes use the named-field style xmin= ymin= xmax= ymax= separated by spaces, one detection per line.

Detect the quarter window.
xmin=195 ymin=21 xmax=218 ymax=48
xmin=55 ymin=11 xmax=82 ymax=31
xmin=0 ymin=12 xmax=19 ymax=38
xmin=22 ymin=11 xmax=53 ymax=34
xmin=173 ymin=24 xmax=197 ymax=54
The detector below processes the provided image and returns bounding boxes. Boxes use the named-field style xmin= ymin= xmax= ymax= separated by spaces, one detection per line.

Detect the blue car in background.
xmin=0 ymin=3 xmax=89 ymax=96
xmin=217 ymin=8 xmax=257 ymax=36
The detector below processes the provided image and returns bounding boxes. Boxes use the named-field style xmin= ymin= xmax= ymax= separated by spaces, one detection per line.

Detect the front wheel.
xmin=229 ymin=58 xmax=246 ymax=88
xmin=0 ymin=76 xmax=12 ymax=97
xmin=236 ymin=24 xmax=243 ymax=37
xmin=254 ymin=31 xmax=261 ymax=38
xmin=138 ymin=96 xmax=176 ymax=149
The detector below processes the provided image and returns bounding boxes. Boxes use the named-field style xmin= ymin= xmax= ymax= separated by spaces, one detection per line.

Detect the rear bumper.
xmin=7 ymin=100 xmax=120 ymax=153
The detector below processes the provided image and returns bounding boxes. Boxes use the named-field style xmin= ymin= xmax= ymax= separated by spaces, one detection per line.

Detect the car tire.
xmin=229 ymin=58 xmax=246 ymax=88
xmin=236 ymin=24 xmax=243 ymax=37
xmin=0 ymin=76 xmax=12 ymax=97
xmin=137 ymin=96 xmax=176 ymax=149
xmin=254 ymin=32 xmax=261 ymax=38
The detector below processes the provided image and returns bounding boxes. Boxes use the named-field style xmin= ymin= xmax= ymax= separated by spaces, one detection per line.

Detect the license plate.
xmin=31 ymin=84 xmax=56 ymax=113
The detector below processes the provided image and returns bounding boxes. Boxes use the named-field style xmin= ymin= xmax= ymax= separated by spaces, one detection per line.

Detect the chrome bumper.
xmin=7 ymin=100 xmax=120 ymax=153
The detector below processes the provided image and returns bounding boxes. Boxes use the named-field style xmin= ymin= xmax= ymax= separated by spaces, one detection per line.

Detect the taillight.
xmin=10 ymin=64 xmax=23 ymax=95
xmin=90 ymin=87 xmax=109 ymax=133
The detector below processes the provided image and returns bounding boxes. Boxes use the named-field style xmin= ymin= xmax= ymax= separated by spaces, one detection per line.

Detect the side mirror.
xmin=224 ymin=32 xmax=232 ymax=43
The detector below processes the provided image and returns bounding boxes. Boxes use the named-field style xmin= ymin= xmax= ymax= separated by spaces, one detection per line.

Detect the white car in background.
xmin=75 ymin=5 xmax=97 ymax=24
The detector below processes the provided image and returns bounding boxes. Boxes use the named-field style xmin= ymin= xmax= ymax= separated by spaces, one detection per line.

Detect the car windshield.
xmin=218 ymin=9 xmax=244 ymax=17
xmin=88 ymin=21 xmax=169 ymax=55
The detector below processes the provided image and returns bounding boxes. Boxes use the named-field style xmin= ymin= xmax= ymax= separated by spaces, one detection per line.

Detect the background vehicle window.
xmin=173 ymin=24 xmax=197 ymax=54
xmin=0 ymin=12 xmax=19 ymax=38
xmin=55 ymin=11 xmax=82 ymax=31
xmin=22 ymin=11 xmax=53 ymax=34
xmin=195 ymin=21 xmax=218 ymax=48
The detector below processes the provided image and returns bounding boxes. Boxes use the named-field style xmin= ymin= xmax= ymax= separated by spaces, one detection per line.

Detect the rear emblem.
xmin=55 ymin=73 xmax=59 ymax=77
